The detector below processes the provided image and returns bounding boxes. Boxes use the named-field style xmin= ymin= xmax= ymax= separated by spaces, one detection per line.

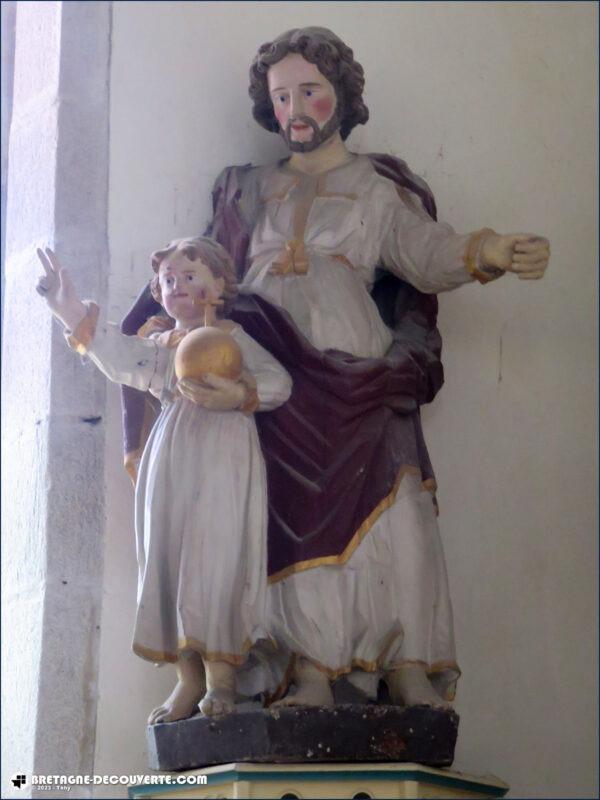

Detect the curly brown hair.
xmin=249 ymin=26 xmax=369 ymax=141
xmin=150 ymin=237 xmax=238 ymax=317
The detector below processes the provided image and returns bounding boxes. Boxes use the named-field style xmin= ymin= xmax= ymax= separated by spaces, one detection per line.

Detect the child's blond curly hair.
xmin=150 ymin=237 xmax=238 ymax=316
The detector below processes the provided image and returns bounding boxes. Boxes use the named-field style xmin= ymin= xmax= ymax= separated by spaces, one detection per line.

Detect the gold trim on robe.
xmin=268 ymin=171 xmax=360 ymax=278
xmin=269 ymin=238 xmax=309 ymax=275
xmin=132 ymin=636 xmax=253 ymax=666
xmin=264 ymin=651 xmax=461 ymax=704
xmin=464 ymin=227 xmax=505 ymax=284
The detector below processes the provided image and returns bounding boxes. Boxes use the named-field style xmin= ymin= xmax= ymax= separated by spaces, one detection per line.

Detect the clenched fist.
xmin=481 ymin=233 xmax=550 ymax=280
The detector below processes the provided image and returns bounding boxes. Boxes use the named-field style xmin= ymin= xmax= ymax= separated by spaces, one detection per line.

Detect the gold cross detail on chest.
xmin=269 ymin=174 xmax=357 ymax=276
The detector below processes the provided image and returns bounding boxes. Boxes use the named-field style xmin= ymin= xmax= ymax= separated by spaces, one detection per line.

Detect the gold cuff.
xmin=64 ymin=301 xmax=100 ymax=355
xmin=464 ymin=228 xmax=505 ymax=284
xmin=239 ymin=371 xmax=259 ymax=415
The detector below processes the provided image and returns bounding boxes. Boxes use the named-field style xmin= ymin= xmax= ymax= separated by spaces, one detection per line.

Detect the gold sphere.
xmin=175 ymin=326 xmax=243 ymax=382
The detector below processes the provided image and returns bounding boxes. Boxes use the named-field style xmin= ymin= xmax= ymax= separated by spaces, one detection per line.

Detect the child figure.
xmin=36 ymin=237 xmax=292 ymax=724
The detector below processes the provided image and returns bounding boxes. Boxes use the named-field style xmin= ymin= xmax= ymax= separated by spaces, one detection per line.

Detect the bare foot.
xmin=386 ymin=663 xmax=450 ymax=709
xmin=199 ymin=686 xmax=236 ymax=716
xmin=148 ymin=678 xmax=204 ymax=724
xmin=271 ymin=657 xmax=334 ymax=708
xmin=199 ymin=659 xmax=237 ymax=716
xmin=148 ymin=649 xmax=205 ymax=725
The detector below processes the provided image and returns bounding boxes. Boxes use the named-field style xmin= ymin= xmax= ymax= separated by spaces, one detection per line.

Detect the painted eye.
xmin=165 ymin=277 xmax=173 ymax=285
xmin=186 ymin=274 xmax=194 ymax=281
xmin=305 ymin=90 xmax=313 ymax=97
xmin=279 ymin=95 xmax=287 ymax=103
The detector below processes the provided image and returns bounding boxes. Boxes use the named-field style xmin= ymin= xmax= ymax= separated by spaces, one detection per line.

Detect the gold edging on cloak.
xmin=268 ymin=465 xmax=437 ymax=584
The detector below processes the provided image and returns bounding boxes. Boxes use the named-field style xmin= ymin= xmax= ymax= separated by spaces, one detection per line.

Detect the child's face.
xmin=158 ymin=251 xmax=224 ymax=323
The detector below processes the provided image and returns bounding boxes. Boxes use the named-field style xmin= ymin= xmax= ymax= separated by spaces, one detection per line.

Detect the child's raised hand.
xmin=36 ymin=247 xmax=87 ymax=330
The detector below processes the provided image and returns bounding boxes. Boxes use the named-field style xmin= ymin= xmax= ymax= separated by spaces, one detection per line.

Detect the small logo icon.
xmin=12 ymin=774 xmax=26 ymax=789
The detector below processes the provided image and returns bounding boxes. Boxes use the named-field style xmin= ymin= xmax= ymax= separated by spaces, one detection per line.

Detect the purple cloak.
xmin=121 ymin=154 xmax=444 ymax=579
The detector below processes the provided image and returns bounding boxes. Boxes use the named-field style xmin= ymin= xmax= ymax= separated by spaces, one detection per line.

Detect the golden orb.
xmin=175 ymin=326 xmax=243 ymax=382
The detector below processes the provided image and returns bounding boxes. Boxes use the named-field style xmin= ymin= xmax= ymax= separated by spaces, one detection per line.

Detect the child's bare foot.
xmin=386 ymin=663 xmax=451 ymax=709
xmin=199 ymin=659 xmax=237 ymax=717
xmin=148 ymin=649 xmax=205 ymax=725
xmin=199 ymin=686 xmax=236 ymax=716
xmin=271 ymin=657 xmax=334 ymax=708
xmin=148 ymin=679 xmax=204 ymax=724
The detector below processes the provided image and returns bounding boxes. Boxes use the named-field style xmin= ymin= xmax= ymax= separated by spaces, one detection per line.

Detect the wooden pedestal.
xmin=129 ymin=762 xmax=509 ymax=799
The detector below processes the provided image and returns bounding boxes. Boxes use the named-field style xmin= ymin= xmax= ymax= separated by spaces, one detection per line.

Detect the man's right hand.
xmin=36 ymin=247 xmax=87 ymax=331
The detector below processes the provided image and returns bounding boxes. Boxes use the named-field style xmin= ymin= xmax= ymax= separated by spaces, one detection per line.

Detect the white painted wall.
xmin=94 ymin=3 xmax=598 ymax=798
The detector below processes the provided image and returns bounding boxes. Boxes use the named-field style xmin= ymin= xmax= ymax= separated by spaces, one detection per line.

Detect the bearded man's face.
xmin=267 ymin=53 xmax=341 ymax=153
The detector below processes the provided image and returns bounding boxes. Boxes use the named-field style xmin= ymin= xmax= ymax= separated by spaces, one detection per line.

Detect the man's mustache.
xmin=285 ymin=115 xmax=319 ymax=137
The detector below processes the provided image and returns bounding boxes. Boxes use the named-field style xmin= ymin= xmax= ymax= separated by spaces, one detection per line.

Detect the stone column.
xmin=1 ymin=3 xmax=111 ymax=797
xmin=1 ymin=0 xmax=16 ymax=327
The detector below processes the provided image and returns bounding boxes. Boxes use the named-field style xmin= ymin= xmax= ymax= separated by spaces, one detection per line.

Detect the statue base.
xmin=147 ymin=705 xmax=459 ymax=772
xmin=130 ymin=762 xmax=508 ymax=799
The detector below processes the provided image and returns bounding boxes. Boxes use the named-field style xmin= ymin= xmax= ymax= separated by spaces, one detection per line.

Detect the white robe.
xmin=241 ymin=155 xmax=473 ymax=698
xmin=86 ymin=321 xmax=292 ymax=676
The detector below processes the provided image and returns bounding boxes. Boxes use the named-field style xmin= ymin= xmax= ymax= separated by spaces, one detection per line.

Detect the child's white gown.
xmin=85 ymin=319 xmax=292 ymax=681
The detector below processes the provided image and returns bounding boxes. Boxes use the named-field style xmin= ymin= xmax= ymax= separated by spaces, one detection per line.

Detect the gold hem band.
xmin=388 ymin=658 xmax=462 ymax=701
xmin=132 ymin=636 xmax=253 ymax=666
xmin=265 ymin=654 xmax=461 ymax=705
xmin=304 ymin=627 xmax=402 ymax=681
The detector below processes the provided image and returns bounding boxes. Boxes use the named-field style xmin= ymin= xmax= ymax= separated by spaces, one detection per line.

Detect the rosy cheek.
xmin=274 ymin=106 xmax=289 ymax=127
xmin=311 ymin=96 xmax=334 ymax=122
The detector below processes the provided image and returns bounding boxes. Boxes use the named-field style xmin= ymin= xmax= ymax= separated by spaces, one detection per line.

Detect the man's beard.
xmin=280 ymin=112 xmax=341 ymax=153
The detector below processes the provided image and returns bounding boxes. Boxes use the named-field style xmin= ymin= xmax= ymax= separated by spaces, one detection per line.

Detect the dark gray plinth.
xmin=147 ymin=705 xmax=459 ymax=772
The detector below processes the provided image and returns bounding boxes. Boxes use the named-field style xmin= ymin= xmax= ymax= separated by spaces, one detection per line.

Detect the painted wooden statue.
xmin=40 ymin=27 xmax=550 ymax=724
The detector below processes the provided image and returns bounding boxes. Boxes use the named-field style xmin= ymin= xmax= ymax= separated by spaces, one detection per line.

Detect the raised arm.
xmin=36 ymin=247 xmax=88 ymax=330
xmin=36 ymin=247 xmax=169 ymax=393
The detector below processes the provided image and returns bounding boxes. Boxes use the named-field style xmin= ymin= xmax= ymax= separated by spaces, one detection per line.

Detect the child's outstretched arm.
xmin=36 ymin=248 xmax=169 ymax=394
